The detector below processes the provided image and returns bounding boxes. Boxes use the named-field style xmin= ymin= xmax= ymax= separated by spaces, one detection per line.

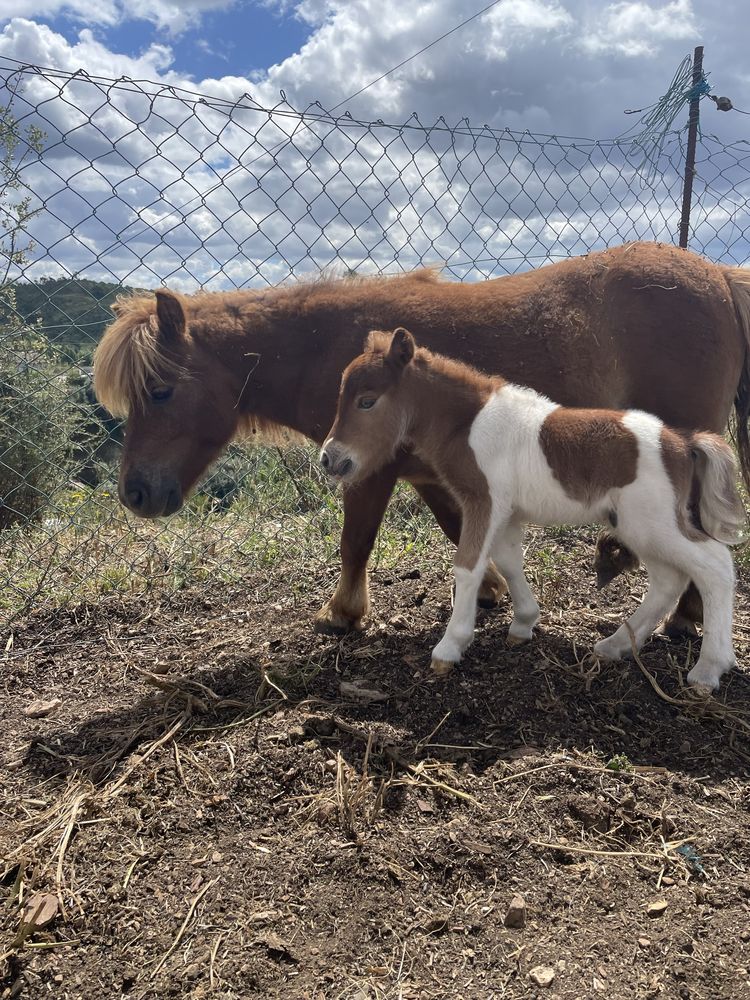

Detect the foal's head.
xmin=321 ymin=328 xmax=416 ymax=484
xmin=94 ymin=290 xmax=241 ymax=518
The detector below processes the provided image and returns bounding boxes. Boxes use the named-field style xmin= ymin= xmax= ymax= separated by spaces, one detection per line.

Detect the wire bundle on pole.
xmin=623 ymin=54 xmax=709 ymax=186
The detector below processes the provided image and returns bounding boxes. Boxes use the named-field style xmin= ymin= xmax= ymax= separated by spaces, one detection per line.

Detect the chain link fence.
xmin=2 ymin=57 xmax=750 ymax=622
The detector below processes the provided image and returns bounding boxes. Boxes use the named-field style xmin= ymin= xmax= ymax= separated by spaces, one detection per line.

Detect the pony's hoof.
xmin=431 ymin=658 xmax=455 ymax=677
xmin=593 ymin=637 xmax=629 ymax=661
xmin=478 ymin=571 xmax=508 ymax=609
xmin=314 ymin=604 xmax=363 ymax=636
xmin=686 ymin=678 xmax=717 ymax=696
xmin=686 ymin=661 xmax=726 ymax=692
xmin=656 ymin=617 xmax=700 ymax=642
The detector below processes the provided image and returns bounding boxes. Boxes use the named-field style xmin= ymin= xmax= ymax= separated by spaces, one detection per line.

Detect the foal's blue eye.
xmin=358 ymin=397 xmax=376 ymax=410
xmin=150 ymin=386 xmax=173 ymax=402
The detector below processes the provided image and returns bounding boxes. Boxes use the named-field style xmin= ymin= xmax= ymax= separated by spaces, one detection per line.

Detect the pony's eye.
xmin=150 ymin=386 xmax=173 ymax=402
xmin=358 ymin=397 xmax=376 ymax=410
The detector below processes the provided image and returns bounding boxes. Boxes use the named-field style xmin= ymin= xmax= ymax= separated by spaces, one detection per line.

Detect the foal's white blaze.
xmin=430 ymin=387 xmax=738 ymax=692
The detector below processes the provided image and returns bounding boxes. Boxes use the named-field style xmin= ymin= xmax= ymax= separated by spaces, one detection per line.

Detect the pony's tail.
xmin=692 ymin=433 xmax=746 ymax=545
xmin=724 ymin=268 xmax=750 ymax=494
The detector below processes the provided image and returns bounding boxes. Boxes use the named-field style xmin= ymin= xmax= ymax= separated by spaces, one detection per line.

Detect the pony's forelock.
xmin=363 ymin=329 xmax=393 ymax=356
xmin=93 ymin=297 xmax=184 ymax=417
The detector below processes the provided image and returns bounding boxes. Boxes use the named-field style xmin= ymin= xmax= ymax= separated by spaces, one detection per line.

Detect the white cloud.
xmin=1 ymin=1 xmax=120 ymax=26
xmin=1 ymin=0 xmax=237 ymax=35
xmin=2 ymin=19 xmax=175 ymax=76
xmin=580 ymin=0 xmax=697 ymax=57
xmin=127 ymin=0 xmax=238 ymax=34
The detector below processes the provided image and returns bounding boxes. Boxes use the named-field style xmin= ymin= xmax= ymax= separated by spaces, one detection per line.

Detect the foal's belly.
xmin=514 ymin=496 xmax=611 ymax=530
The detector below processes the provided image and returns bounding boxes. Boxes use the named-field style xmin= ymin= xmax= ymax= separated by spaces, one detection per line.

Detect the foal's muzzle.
xmin=120 ymin=474 xmax=183 ymax=518
xmin=320 ymin=442 xmax=354 ymax=480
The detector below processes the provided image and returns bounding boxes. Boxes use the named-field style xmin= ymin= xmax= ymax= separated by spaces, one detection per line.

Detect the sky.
xmin=1 ymin=1 xmax=749 ymax=293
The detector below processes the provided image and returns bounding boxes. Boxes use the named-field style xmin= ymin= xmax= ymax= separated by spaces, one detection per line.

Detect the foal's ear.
xmin=387 ymin=327 xmax=416 ymax=369
xmin=155 ymin=289 xmax=186 ymax=342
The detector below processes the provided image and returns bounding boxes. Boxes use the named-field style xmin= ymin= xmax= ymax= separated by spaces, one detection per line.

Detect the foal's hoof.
xmin=506 ymin=632 xmax=530 ymax=648
xmin=686 ymin=658 xmax=730 ymax=693
xmin=685 ymin=672 xmax=719 ymax=694
xmin=314 ymin=603 xmax=364 ymax=636
xmin=431 ymin=658 xmax=456 ymax=678
xmin=593 ymin=637 xmax=629 ymax=661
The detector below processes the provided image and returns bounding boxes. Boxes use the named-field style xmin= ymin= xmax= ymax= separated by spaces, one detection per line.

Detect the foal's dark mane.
xmin=366 ymin=330 xmax=502 ymax=396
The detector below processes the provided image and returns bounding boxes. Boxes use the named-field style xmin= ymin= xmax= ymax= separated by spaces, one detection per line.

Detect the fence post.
xmin=678 ymin=45 xmax=704 ymax=249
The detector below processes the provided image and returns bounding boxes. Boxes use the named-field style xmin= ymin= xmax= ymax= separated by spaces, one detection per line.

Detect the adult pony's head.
xmin=94 ymin=290 xmax=241 ymax=517
xmin=321 ymin=327 xmax=417 ymax=485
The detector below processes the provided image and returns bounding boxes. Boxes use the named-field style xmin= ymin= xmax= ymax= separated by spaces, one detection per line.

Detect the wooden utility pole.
xmin=678 ymin=45 xmax=704 ymax=249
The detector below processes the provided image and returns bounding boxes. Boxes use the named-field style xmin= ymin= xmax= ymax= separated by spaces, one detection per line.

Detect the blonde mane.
xmin=93 ymin=295 xmax=183 ymax=418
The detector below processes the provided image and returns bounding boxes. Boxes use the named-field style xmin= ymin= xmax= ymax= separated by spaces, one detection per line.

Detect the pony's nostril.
xmin=126 ymin=486 xmax=144 ymax=510
xmin=321 ymin=450 xmax=330 ymax=470
xmin=339 ymin=458 xmax=352 ymax=476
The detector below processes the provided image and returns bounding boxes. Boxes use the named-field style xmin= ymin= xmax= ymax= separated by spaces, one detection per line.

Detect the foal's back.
xmin=469 ymin=384 xmax=674 ymax=528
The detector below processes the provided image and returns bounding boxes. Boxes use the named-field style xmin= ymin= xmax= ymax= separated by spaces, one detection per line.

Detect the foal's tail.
xmin=724 ymin=268 xmax=750 ymax=493
xmin=692 ymin=433 xmax=746 ymax=545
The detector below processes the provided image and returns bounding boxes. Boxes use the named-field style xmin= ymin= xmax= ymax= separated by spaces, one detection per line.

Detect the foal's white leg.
xmin=431 ymin=562 xmax=488 ymax=672
xmin=491 ymin=522 xmax=540 ymax=644
xmin=684 ymin=542 xmax=736 ymax=691
xmin=431 ymin=507 xmax=502 ymax=675
xmin=594 ymin=560 xmax=688 ymax=661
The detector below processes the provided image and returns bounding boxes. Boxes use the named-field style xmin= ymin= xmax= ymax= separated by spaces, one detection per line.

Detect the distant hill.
xmin=12 ymin=278 xmax=142 ymax=361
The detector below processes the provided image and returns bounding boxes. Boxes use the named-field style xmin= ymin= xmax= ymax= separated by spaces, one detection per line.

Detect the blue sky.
xmin=99 ymin=3 xmax=312 ymax=81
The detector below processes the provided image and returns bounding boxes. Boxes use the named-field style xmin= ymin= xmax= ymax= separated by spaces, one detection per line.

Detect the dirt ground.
xmin=2 ymin=530 xmax=750 ymax=1000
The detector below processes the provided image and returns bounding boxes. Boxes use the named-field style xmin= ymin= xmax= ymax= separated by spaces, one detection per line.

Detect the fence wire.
xmin=1 ymin=58 xmax=750 ymax=621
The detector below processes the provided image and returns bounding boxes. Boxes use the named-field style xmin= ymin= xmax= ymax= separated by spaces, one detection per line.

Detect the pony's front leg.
xmin=315 ymin=464 xmax=399 ymax=634
xmin=431 ymin=501 xmax=499 ymax=676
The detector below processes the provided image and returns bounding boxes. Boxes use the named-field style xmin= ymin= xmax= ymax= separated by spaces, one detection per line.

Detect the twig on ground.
xmin=149 ymin=877 xmax=218 ymax=980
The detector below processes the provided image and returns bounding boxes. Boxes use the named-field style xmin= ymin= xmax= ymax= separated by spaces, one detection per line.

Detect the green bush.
xmin=0 ymin=323 xmax=78 ymax=529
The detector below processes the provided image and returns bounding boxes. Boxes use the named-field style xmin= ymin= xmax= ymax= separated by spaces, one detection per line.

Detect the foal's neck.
xmin=405 ymin=354 xmax=499 ymax=451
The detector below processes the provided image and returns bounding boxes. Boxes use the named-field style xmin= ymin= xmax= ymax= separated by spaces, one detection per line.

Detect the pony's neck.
xmin=188 ymin=283 xmax=422 ymax=441
xmin=188 ymin=290 xmax=312 ymax=436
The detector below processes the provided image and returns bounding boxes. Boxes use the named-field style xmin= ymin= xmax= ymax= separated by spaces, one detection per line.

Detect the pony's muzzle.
xmin=320 ymin=442 xmax=354 ymax=480
xmin=120 ymin=474 xmax=183 ymax=518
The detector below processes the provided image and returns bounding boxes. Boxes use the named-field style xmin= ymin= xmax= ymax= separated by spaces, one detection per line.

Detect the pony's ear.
xmin=387 ymin=327 xmax=415 ymax=369
xmin=155 ymin=289 xmax=186 ymax=342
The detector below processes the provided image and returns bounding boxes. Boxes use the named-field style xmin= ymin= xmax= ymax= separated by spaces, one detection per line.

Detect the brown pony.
xmin=94 ymin=242 xmax=750 ymax=634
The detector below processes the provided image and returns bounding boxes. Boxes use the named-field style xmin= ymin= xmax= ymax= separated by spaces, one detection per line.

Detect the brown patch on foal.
xmin=660 ymin=427 xmax=706 ymax=541
xmin=539 ymin=409 xmax=638 ymax=504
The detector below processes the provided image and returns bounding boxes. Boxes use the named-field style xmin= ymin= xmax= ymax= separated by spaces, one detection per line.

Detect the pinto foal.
xmin=321 ymin=328 xmax=746 ymax=691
